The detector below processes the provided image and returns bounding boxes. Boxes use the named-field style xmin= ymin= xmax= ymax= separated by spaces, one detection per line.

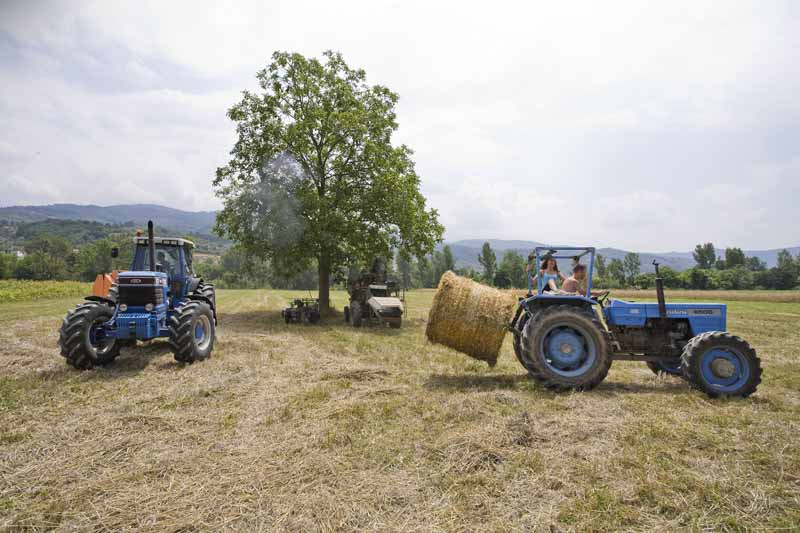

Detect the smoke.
xmin=249 ymin=152 xmax=308 ymax=255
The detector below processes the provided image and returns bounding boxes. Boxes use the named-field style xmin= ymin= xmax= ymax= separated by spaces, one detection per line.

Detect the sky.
xmin=0 ymin=0 xmax=798 ymax=251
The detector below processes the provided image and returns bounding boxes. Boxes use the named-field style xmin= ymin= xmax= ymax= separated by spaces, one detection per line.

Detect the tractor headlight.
xmin=118 ymin=304 xmax=128 ymax=312
xmin=145 ymin=303 xmax=154 ymax=312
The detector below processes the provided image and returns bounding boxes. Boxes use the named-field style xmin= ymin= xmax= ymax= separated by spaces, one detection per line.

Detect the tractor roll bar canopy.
xmin=528 ymin=246 xmax=595 ymax=297
xmin=134 ymin=236 xmax=195 ymax=249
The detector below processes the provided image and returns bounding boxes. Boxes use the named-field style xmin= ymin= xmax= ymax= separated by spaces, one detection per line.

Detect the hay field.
xmin=1 ymin=288 xmax=799 ymax=531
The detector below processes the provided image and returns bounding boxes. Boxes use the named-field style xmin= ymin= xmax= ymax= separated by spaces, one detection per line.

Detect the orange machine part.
xmin=91 ymin=270 xmax=120 ymax=298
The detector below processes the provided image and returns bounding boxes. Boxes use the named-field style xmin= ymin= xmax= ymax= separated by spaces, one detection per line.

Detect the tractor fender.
xmin=84 ymin=295 xmax=116 ymax=307
xmin=524 ymin=295 xmax=594 ymax=313
xmin=186 ymin=277 xmax=203 ymax=294
xmin=187 ymin=294 xmax=217 ymax=324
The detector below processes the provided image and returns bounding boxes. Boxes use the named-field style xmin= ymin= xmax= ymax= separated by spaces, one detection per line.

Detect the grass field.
xmin=1 ymin=288 xmax=799 ymax=531
xmin=0 ymin=280 xmax=91 ymax=303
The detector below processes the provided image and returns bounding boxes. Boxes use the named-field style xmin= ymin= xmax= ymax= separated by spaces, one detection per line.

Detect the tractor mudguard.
xmin=187 ymin=294 xmax=216 ymax=324
xmin=523 ymin=294 xmax=595 ymax=313
xmin=186 ymin=277 xmax=202 ymax=294
xmin=84 ymin=295 xmax=116 ymax=307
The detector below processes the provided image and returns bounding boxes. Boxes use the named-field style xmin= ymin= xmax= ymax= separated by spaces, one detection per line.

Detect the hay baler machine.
xmin=58 ymin=221 xmax=217 ymax=370
xmin=343 ymin=272 xmax=404 ymax=329
xmin=509 ymin=247 xmax=761 ymax=398
xmin=282 ymin=298 xmax=321 ymax=324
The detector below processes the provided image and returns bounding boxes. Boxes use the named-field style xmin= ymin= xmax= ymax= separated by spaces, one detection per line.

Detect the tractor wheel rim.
xmin=539 ymin=323 xmax=597 ymax=377
xmin=194 ymin=315 xmax=211 ymax=351
xmin=700 ymin=347 xmax=749 ymax=391
xmin=88 ymin=317 xmax=114 ymax=355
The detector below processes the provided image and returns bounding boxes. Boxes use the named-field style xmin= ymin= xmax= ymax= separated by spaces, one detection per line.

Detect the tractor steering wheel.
xmin=593 ymin=290 xmax=611 ymax=305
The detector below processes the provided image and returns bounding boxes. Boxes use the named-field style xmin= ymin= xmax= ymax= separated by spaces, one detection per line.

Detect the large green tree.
xmin=478 ymin=242 xmax=497 ymax=285
xmin=594 ymin=253 xmax=607 ymax=279
xmin=497 ymin=250 xmax=526 ymax=288
xmin=724 ymin=247 xmax=746 ymax=269
xmin=622 ymin=252 xmax=641 ymax=284
xmin=607 ymin=258 xmax=626 ymax=285
xmin=214 ymin=51 xmax=443 ymax=312
xmin=693 ymin=242 xmax=716 ymax=269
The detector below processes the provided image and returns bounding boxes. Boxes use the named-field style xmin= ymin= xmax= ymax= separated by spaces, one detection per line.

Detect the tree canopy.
xmin=213 ymin=51 xmax=443 ymax=311
xmin=622 ymin=252 xmax=641 ymax=284
xmin=478 ymin=242 xmax=497 ymax=284
xmin=693 ymin=242 xmax=717 ymax=269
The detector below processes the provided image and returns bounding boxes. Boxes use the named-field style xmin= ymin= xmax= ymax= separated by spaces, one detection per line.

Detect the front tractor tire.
xmin=520 ymin=305 xmax=611 ymax=391
xmin=681 ymin=331 xmax=761 ymax=398
xmin=169 ymin=301 xmax=215 ymax=364
xmin=107 ymin=282 xmax=118 ymax=302
xmin=59 ymin=302 xmax=121 ymax=370
xmin=512 ymin=309 xmax=531 ymax=369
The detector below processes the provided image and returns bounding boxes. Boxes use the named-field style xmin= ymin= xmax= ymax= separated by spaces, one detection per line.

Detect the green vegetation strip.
xmin=0 ymin=280 xmax=91 ymax=302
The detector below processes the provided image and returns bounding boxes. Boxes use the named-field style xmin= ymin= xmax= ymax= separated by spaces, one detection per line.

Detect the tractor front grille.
xmin=118 ymin=283 xmax=163 ymax=307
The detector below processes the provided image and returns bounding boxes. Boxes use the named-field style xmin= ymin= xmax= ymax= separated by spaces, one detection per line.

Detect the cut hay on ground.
xmin=425 ymin=271 xmax=517 ymax=366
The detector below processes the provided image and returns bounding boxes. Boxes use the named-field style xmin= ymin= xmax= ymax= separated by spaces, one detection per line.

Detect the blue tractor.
xmin=509 ymin=247 xmax=762 ymax=398
xmin=59 ymin=221 xmax=217 ymax=369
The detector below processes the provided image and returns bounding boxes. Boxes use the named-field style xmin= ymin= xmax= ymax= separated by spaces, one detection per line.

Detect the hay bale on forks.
xmin=425 ymin=271 xmax=517 ymax=366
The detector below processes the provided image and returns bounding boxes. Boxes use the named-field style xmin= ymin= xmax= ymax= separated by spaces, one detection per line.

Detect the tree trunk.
xmin=318 ymin=253 xmax=331 ymax=316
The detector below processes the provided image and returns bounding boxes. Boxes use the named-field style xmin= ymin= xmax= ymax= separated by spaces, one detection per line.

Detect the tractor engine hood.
xmin=117 ymin=271 xmax=169 ymax=284
xmin=368 ymin=296 xmax=404 ymax=313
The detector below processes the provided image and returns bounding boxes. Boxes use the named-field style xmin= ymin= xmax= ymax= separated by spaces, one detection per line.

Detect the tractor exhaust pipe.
xmin=147 ymin=220 xmax=156 ymax=272
xmin=653 ymin=260 xmax=667 ymax=319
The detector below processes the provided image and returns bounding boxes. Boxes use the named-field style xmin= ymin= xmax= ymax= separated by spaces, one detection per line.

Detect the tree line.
xmin=2 ymin=231 xmax=798 ymax=293
xmin=439 ymin=241 xmax=800 ymax=291
xmin=0 ymin=234 xmax=133 ymax=282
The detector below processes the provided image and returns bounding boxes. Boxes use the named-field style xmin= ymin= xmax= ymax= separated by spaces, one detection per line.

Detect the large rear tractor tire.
xmin=349 ymin=301 xmax=362 ymax=328
xmin=194 ymin=282 xmax=216 ymax=323
xmin=681 ymin=331 xmax=761 ymax=398
xmin=169 ymin=301 xmax=215 ymax=364
xmin=59 ymin=302 xmax=120 ymax=370
xmin=520 ymin=305 xmax=611 ymax=391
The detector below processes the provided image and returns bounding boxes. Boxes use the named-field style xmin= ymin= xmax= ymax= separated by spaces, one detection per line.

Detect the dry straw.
xmin=425 ymin=271 xmax=517 ymax=366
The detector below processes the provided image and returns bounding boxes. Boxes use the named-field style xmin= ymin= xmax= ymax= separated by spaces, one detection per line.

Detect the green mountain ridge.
xmin=0 ymin=203 xmax=218 ymax=234
xmin=1 ymin=204 xmax=796 ymax=271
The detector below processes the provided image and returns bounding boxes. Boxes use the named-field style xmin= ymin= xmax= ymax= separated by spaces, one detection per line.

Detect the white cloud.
xmin=0 ymin=0 xmax=798 ymax=250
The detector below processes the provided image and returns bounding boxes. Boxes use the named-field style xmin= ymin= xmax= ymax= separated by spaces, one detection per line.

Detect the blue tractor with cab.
xmin=509 ymin=247 xmax=761 ymax=398
xmin=59 ymin=221 xmax=217 ymax=369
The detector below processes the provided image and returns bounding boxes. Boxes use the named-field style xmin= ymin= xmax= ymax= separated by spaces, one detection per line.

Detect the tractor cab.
xmin=522 ymin=246 xmax=601 ymax=310
xmin=365 ymin=280 xmax=400 ymax=299
xmin=130 ymin=236 xmax=197 ymax=302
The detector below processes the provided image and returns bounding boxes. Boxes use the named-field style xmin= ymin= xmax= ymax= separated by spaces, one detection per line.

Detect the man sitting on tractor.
xmin=561 ymin=263 xmax=604 ymax=298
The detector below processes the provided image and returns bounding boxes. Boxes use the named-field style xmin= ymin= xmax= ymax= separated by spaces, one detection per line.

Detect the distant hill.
xmin=1 ymin=204 xmax=796 ymax=270
xmin=0 ymin=203 xmax=218 ymax=234
xmin=443 ymin=239 xmax=800 ymax=272
xmin=0 ymin=218 xmax=229 ymax=255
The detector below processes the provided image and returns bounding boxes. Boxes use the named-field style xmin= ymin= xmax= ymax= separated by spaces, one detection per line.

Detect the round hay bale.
xmin=425 ymin=271 xmax=517 ymax=366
